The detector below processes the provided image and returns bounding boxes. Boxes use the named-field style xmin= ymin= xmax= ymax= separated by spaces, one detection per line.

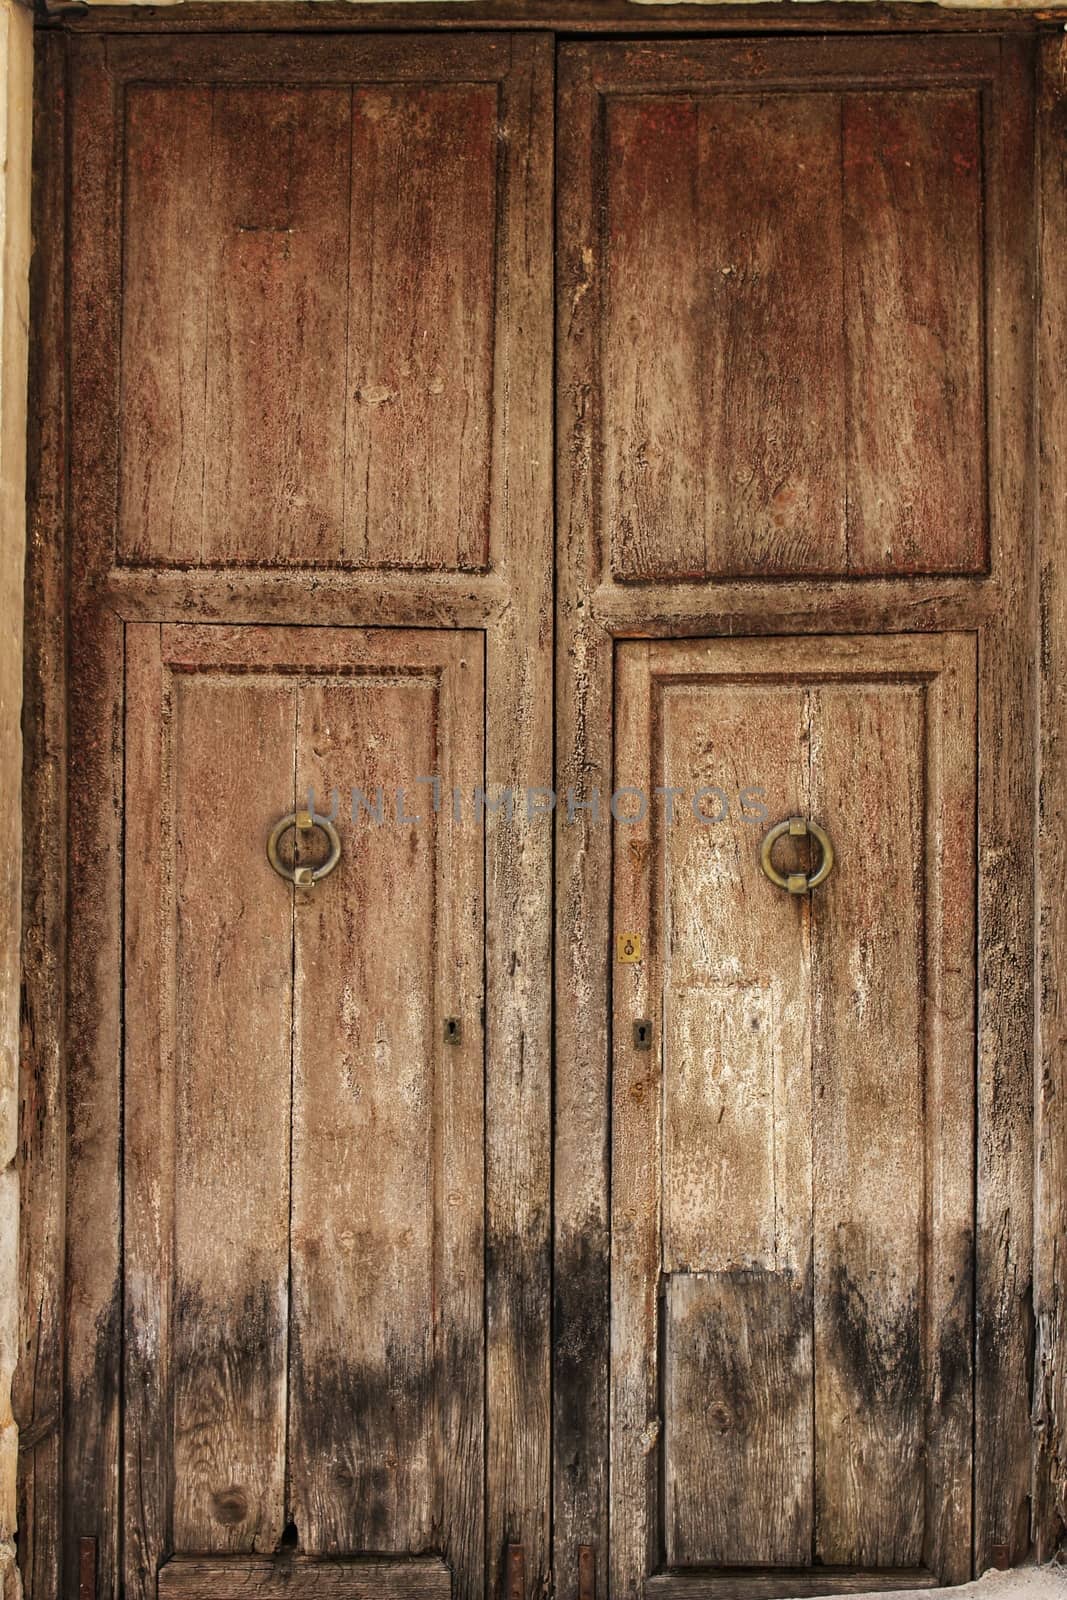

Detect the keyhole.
xmin=633 ymin=1019 xmax=652 ymax=1051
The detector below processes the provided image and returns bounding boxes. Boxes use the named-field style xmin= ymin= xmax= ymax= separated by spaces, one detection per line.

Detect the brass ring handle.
xmin=760 ymin=816 xmax=835 ymax=895
xmin=267 ymin=810 xmax=342 ymax=888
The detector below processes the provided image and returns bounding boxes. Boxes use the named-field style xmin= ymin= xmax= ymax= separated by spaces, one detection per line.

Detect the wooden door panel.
xmin=611 ymin=634 xmax=975 ymax=1592
xmin=123 ymin=625 xmax=484 ymax=1596
xmin=566 ymin=39 xmax=1004 ymax=585
xmin=117 ymin=55 xmax=504 ymax=573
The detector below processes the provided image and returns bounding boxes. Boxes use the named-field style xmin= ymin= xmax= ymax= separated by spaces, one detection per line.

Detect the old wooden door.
xmin=554 ymin=33 xmax=1035 ymax=1600
xmin=31 ymin=23 xmax=1038 ymax=1600
xmin=53 ymin=32 xmax=552 ymax=1600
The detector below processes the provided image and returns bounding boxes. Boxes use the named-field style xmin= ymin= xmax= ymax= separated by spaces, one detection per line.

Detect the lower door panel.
xmin=610 ymin=634 xmax=976 ymax=1596
xmin=122 ymin=625 xmax=484 ymax=1598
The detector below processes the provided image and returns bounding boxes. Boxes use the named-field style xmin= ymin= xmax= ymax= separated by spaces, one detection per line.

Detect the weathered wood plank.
xmin=483 ymin=35 xmax=554 ymax=1600
xmin=665 ymin=1271 xmax=813 ymax=1568
xmin=167 ymin=667 xmax=294 ymax=1554
xmin=1034 ymin=30 xmax=1067 ymax=1566
xmin=124 ymin=632 xmax=296 ymax=1585
xmin=554 ymin=49 xmax=613 ymax=1600
xmin=608 ymin=641 xmax=657 ymax=1600
xmin=603 ymin=96 xmax=705 ymax=581
xmin=15 ymin=32 xmax=68 ymax=1600
xmin=700 ymin=92 xmax=846 ymax=578
xmin=201 ymin=87 xmax=351 ymax=566
xmin=287 ymin=634 xmax=484 ymax=1599
xmin=345 ymin=84 xmax=497 ymax=571
xmin=842 ymin=89 xmax=986 ymax=574
xmin=158 ymin=1556 xmax=451 ymax=1599
xmin=608 ymin=635 xmax=976 ymax=1591
xmin=61 ymin=5 xmax=1039 ymax=37
xmin=658 ymin=675 xmax=814 ymax=1567
xmin=811 ymin=680 xmax=928 ymax=1568
xmin=65 ymin=38 xmax=125 ymax=1600
xmin=973 ymin=38 xmax=1038 ymax=1576
xmin=105 ymin=567 xmax=510 ymax=629
xmin=117 ymin=85 xmax=213 ymax=565
xmin=582 ymin=37 xmax=1001 ymax=585
xmin=645 ymin=1570 xmax=939 ymax=1600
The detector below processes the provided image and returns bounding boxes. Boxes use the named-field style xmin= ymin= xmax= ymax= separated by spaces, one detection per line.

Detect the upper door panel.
xmin=559 ymin=38 xmax=1026 ymax=585
xmin=103 ymin=36 xmax=529 ymax=573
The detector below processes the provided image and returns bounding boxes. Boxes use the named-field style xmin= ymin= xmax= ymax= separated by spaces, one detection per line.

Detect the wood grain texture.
xmin=557 ymin=41 xmax=1036 ymax=1595
xmin=554 ymin=52 xmax=613 ymax=1600
xmin=115 ymin=53 xmax=504 ymax=573
xmin=610 ymin=635 xmax=975 ymax=1595
xmin=57 ymin=34 xmax=553 ymax=1600
xmin=345 ymin=84 xmax=497 ymax=571
xmin=15 ymin=33 xmax=68 ymax=1600
xmin=589 ymin=45 xmax=993 ymax=581
xmin=657 ymin=674 xmax=815 ymax=1568
xmin=645 ymin=1571 xmax=938 ymax=1600
xmin=972 ymin=38 xmax=1038 ymax=1576
xmin=65 ymin=38 xmax=125 ymax=1600
xmin=665 ymin=1272 xmax=813 ymax=1567
xmin=482 ymin=36 xmax=554 ymax=1600
xmin=124 ymin=630 xmax=295 ymax=1590
xmin=33 ymin=28 xmax=1041 ymax=1600
xmin=602 ymin=96 xmax=705 ymax=581
xmin=1034 ymin=31 xmax=1067 ymax=1567
xmin=842 ymin=90 xmax=986 ymax=574
xmin=158 ymin=1556 xmax=451 ymax=1599
xmin=56 ymin=4 xmax=1043 ymax=36
xmin=604 ymin=91 xmax=846 ymax=579
xmin=287 ymin=634 xmax=484 ymax=1599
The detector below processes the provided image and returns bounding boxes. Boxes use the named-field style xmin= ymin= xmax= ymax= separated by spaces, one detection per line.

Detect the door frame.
xmin=16 ymin=13 xmax=1067 ymax=1600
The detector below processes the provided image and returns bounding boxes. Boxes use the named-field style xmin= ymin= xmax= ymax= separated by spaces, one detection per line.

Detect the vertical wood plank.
xmin=665 ymin=1272 xmax=813 ymax=1568
xmin=16 ymin=33 xmax=68 ymax=1600
xmin=555 ymin=46 xmax=613 ymax=1600
xmin=608 ymin=643 xmax=657 ymax=1600
xmin=66 ymin=39 xmax=124 ymax=1600
xmin=603 ymin=97 xmax=705 ymax=582
xmin=810 ymin=682 xmax=926 ymax=1568
xmin=658 ymin=677 xmax=814 ymax=1568
xmin=699 ymin=93 xmax=846 ymax=578
xmin=973 ymin=39 xmax=1037 ymax=1575
xmin=289 ymin=674 xmax=440 ymax=1559
xmin=122 ymin=624 xmax=170 ymax=1600
xmin=117 ymin=87 xmax=213 ymax=566
xmin=921 ymin=637 xmax=977 ymax=1584
xmin=288 ymin=640 xmax=485 ymax=1600
xmin=842 ymin=90 xmax=986 ymax=575
xmin=484 ymin=36 xmax=554 ymax=1600
xmin=345 ymin=85 xmax=497 ymax=572
xmin=1035 ymin=31 xmax=1067 ymax=1566
xmin=168 ymin=673 xmax=294 ymax=1555
xmin=201 ymin=88 xmax=351 ymax=567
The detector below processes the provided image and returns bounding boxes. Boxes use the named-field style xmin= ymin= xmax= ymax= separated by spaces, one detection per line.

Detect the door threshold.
xmin=646 ymin=1569 xmax=939 ymax=1599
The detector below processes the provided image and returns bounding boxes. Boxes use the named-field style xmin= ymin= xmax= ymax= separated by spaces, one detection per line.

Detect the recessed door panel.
xmin=611 ymin=634 xmax=976 ymax=1591
xmin=117 ymin=59 xmax=506 ymax=573
xmin=123 ymin=625 xmax=484 ymax=1596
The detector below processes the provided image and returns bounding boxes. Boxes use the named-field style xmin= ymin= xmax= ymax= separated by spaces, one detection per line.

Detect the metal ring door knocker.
xmin=760 ymin=816 xmax=835 ymax=895
xmin=267 ymin=810 xmax=342 ymax=888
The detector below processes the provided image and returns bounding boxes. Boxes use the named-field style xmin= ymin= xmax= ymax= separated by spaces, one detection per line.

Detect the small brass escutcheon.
xmin=617 ymin=933 xmax=642 ymax=963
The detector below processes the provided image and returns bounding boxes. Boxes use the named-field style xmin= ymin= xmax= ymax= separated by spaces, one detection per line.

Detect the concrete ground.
xmin=817 ymin=1569 xmax=1067 ymax=1600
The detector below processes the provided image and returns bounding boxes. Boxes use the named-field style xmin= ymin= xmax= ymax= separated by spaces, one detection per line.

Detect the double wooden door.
xmin=36 ymin=26 xmax=1036 ymax=1600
